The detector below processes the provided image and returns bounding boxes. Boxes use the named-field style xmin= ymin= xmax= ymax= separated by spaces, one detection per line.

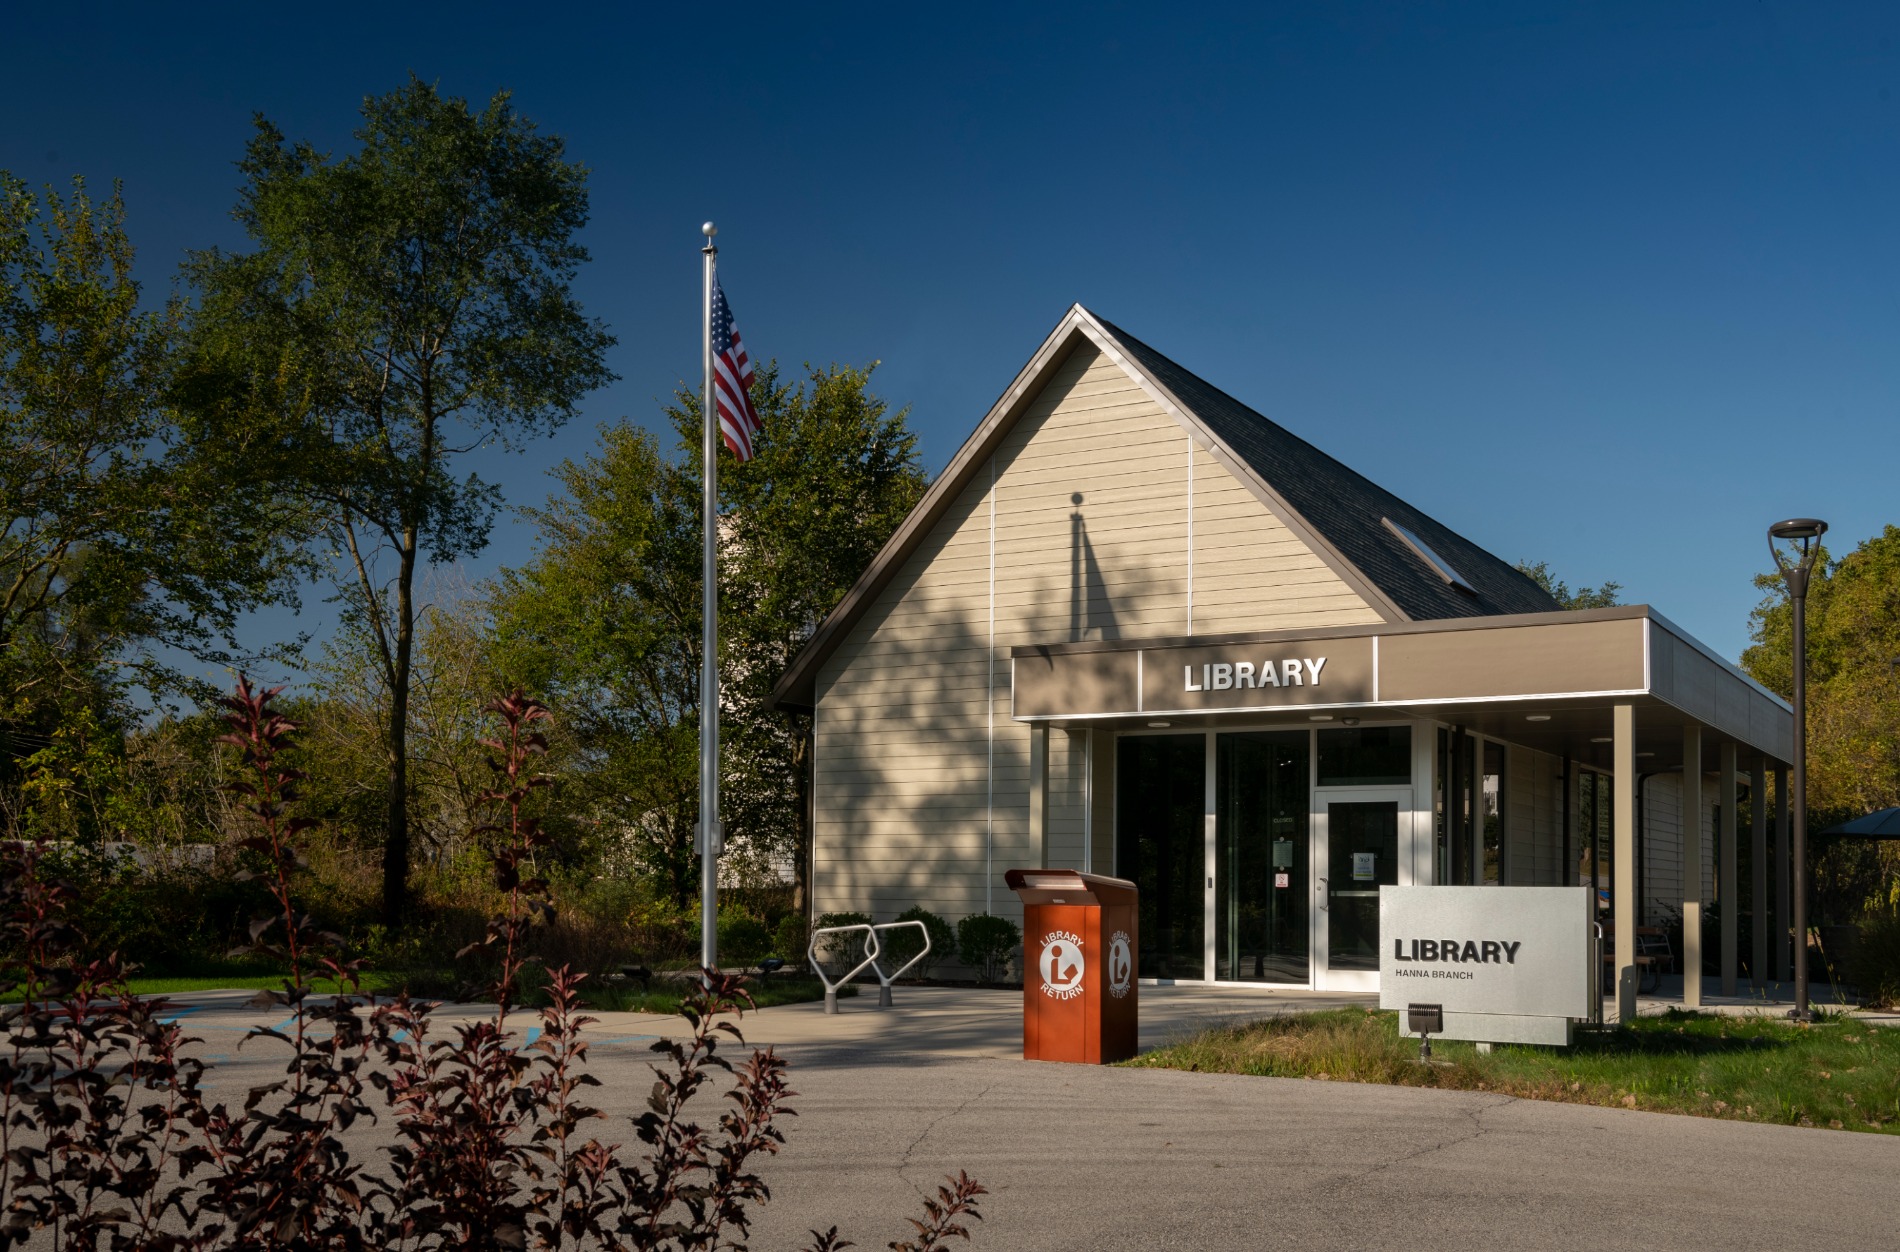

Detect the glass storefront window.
xmin=1316 ymin=726 xmax=1411 ymax=787
xmin=1482 ymin=740 xmax=1505 ymax=884
xmin=1116 ymin=734 xmax=1205 ymax=979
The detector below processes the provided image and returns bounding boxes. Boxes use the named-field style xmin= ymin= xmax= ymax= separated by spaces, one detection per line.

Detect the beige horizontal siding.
xmin=1191 ymin=446 xmax=1382 ymax=636
xmin=813 ymin=340 xmax=1380 ymax=931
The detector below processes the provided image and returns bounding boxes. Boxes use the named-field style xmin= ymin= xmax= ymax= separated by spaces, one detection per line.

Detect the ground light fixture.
xmin=1769 ymin=517 xmax=1828 ymax=1022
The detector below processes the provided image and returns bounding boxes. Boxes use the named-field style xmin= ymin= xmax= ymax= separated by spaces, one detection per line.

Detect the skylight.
xmin=1383 ymin=518 xmax=1476 ymax=594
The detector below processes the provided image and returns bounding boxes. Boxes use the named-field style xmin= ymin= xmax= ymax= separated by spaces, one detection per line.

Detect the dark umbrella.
xmin=1818 ymin=807 xmax=1900 ymax=838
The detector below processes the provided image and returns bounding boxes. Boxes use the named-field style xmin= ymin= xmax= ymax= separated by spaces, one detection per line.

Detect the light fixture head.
xmin=1590 ymin=736 xmax=1612 ymax=744
xmin=1340 ymin=716 xmax=1361 ymax=726
xmin=1147 ymin=721 xmax=1171 ymax=729
xmin=1768 ymin=517 xmax=1829 ymax=590
xmin=1769 ymin=518 xmax=1827 ymax=542
xmin=1309 ymin=714 xmax=1334 ymax=722
xmin=1526 ymin=714 xmax=1552 ymax=723
xmin=1637 ymin=751 xmax=1655 ymax=758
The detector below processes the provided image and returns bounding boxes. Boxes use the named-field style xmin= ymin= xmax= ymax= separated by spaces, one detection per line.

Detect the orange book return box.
xmin=1004 ymin=869 xmax=1139 ymax=1064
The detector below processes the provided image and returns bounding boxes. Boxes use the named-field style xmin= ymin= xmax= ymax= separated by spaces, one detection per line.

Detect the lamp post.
xmin=1768 ymin=517 xmax=1827 ymax=1022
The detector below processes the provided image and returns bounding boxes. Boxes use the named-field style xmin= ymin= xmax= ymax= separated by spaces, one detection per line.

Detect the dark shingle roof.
xmin=1092 ymin=313 xmax=1560 ymax=621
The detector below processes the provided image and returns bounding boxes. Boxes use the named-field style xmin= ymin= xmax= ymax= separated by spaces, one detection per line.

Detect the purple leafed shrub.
xmin=0 ymin=680 xmax=986 ymax=1251
xmin=181 ymin=675 xmax=383 ymax=1247
xmin=0 ymin=840 xmax=208 ymax=1248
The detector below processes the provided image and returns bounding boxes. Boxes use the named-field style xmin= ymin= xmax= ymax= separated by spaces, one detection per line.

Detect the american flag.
xmin=711 ymin=277 xmax=763 ymax=460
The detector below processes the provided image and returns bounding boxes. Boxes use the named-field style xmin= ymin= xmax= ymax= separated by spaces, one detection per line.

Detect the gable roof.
xmin=1090 ymin=313 xmax=1560 ymax=623
xmin=771 ymin=305 xmax=1560 ymax=711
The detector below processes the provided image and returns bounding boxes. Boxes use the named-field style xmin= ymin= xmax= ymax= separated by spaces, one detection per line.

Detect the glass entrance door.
xmin=1312 ymin=789 xmax=1409 ymax=992
xmin=1215 ymin=732 xmax=1309 ymax=983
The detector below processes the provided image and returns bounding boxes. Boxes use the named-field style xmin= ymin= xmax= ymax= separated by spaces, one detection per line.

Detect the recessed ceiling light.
xmin=1341 ymin=716 xmax=1361 ymax=726
xmin=1309 ymin=714 xmax=1334 ymax=722
xmin=1526 ymin=714 xmax=1552 ymax=722
xmin=1591 ymin=737 xmax=1612 ymax=744
xmin=1147 ymin=721 xmax=1171 ymax=728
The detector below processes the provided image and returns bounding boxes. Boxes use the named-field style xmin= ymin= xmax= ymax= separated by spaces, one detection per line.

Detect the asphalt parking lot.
xmin=156 ymin=984 xmax=1897 ymax=1251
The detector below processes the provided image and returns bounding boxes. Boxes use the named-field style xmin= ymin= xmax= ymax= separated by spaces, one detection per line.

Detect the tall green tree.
xmin=717 ymin=363 xmax=928 ymax=913
xmin=488 ymin=422 xmax=702 ymax=903
xmin=1743 ymin=525 xmax=1900 ymax=916
xmin=2 ymin=174 xmax=292 ymax=830
xmin=1515 ymin=559 xmax=1621 ymax=610
xmin=488 ymin=363 xmax=927 ymax=909
xmin=1744 ymin=526 xmax=1900 ymax=817
xmin=179 ymin=80 xmax=615 ymax=923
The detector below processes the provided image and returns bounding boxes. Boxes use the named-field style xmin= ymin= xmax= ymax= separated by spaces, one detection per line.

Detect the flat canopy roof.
xmin=1009 ymin=605 xmax=1792 ymax=772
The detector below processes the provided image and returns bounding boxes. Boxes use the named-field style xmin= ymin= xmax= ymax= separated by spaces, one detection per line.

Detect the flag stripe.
xmin=710 ymin=279 xmax=762 ymax=461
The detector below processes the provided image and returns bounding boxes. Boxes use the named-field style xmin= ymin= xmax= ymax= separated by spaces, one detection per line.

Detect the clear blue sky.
xmin=7 ymin=2 xmax=1897 ymax=670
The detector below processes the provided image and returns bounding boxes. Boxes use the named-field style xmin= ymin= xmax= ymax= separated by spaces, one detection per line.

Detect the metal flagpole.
xmin=699 ymin=222 xmax=721 ymax=978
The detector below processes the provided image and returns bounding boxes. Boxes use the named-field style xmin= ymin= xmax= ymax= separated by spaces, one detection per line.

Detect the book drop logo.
xmin=1107 ymin=930 xmax=1133 ymax=998
xmin=1038 ymin=930 xmax=1085 ymax=1000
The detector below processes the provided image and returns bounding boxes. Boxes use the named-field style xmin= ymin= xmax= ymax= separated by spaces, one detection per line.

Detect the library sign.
xmin=1012 ymin=637 xmax=1374 ymax=717
xmin=1378 ymin=886 xmax=1593 ymax=1038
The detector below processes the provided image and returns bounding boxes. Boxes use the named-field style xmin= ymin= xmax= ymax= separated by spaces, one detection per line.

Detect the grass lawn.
xmin=1125 ymin=1006 xmax=1900 ymax=1134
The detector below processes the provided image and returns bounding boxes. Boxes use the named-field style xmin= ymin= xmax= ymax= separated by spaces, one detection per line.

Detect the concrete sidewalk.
xmin=151 ymin=982 xmax=1381 ymax=1066
xmin=153 ymin=976 xmax=1895 ymax=1065
xmin=1609 ymin=976 xmax=1899 ymax=1027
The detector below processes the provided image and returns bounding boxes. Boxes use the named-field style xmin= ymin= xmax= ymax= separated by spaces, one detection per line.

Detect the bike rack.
xmin=868 ymin=920 xmax=931 ymax=1008
xmin=807 ymin=923 xmax=880 ymax=1015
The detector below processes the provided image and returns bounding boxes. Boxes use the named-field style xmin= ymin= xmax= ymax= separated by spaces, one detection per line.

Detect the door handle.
xmin=1317 ymin=877 xmax=1328 ymax=910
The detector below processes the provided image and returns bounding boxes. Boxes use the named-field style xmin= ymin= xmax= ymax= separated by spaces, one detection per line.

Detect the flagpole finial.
xmin=701 ymin=221 xmax=716 ymax=256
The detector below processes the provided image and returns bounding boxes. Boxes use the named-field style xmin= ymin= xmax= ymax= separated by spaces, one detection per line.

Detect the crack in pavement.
xmin=891 ymin=1073 xmax=1004 ymax=1200
xmin=1311 ymin=1090 xmax=1518 ymax=1194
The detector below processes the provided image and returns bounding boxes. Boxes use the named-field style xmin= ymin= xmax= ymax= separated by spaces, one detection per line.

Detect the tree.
xmin=717 ymin=363 xmax=928 ymax=914
xmin=305 ymin=585 xmax=541 ymax=880
xmin=488 ymin=423 xmax=703 ymax=904
xmin=489 ymin=364 xmax=927 ymax=910
xmin=179 ymin=80 xmax=615 ymax=924
xmin=0 ymin=174 xmax=288 ymax=703
xmin=2 ymin=173 xmax=293 ymax=831
xmin=1515 ymin=559 xmax=1621 ymax=610
xmin=1744 ymin=526 xmax=1900 ymax=815
xmin=1742 ymin=525 xmax=1900 ymax=917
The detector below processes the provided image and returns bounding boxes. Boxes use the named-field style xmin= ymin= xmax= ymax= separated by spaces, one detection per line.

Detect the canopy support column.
xmin=1750 ymin=763 xmax=1767 ymax=987
xmin=1720 ymin=740 xmax=1738 ymax=996
xmin=1682 ymin=723 xmax=1703 ymax=1008
xmin=1614 ymin=703 xmax=1638 ymax=1023
xmin=1775 ymin=767 xmax=1792 ymax=982
xmin=1031 ymin=723 xmax=1050 ymax=868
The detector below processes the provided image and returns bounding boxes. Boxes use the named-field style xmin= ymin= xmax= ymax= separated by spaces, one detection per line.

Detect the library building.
xmin=771 ymin=306 xmax=1795 ymax=1015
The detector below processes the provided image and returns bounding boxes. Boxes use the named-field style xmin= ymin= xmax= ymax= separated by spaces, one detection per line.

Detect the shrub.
xmin=955 ymin=913 xmax=1021 ymax=984
xmin=810 ymin=910 xmax=873 ymax=972
xmin=882 ymin=906 xmax=955 ymax=980
xmin=623 ymin=893 xmax=696 ymax=966
xmin=1854 ymin=907 xmax=1900 ymax=1008
xmin=771 ymin=912 xmax=809 ymax=966
xmin=718 ymin=910 xmax=772 ymax=966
